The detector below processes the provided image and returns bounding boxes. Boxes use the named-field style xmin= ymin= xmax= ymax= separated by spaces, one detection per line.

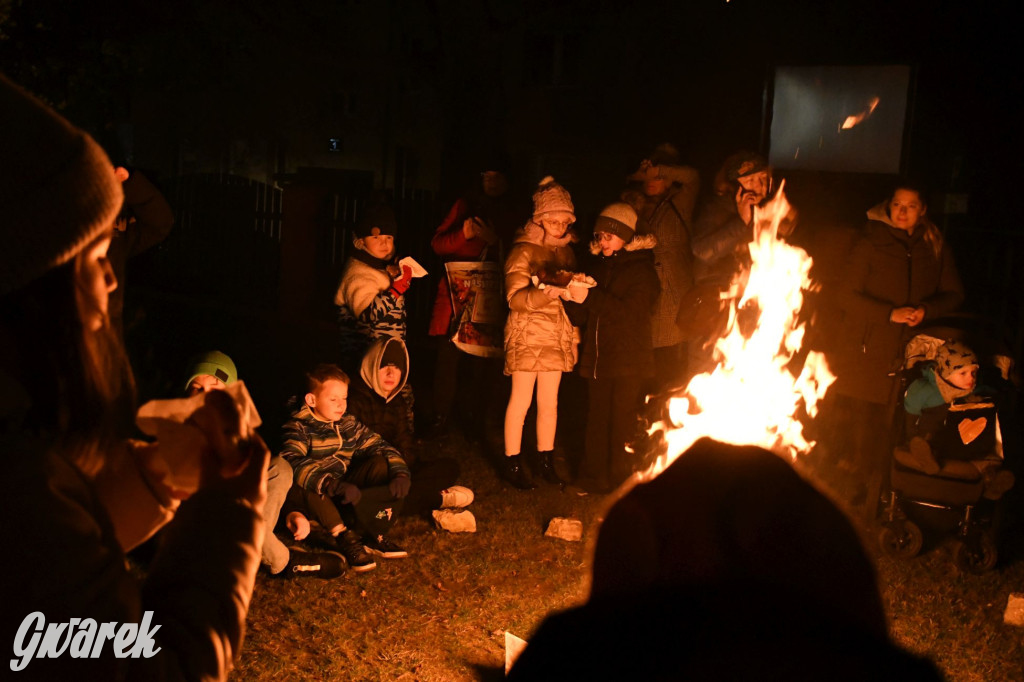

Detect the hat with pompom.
xmin=0 ymin=74 xmax=123 ymax=297
xmin=532 ymin=176 xmax=575 ymax=221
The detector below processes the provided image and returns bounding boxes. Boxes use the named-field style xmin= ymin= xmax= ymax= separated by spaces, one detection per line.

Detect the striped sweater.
xmin=279 ymin=404 xmax=410 ymax=494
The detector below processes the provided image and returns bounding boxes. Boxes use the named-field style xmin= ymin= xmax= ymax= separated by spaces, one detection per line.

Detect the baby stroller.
xmin=876 ymin=324 xmax=1014 ymax=574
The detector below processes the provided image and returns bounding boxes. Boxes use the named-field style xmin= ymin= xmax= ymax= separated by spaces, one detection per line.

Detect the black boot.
xmin=501 ymin=454 xmax=536 ymax=490
xmin=535 ymin=450 xmax=564 ymax=484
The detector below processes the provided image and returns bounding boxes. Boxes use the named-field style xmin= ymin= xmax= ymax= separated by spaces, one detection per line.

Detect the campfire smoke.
xmin=642 ymin=182 xmax=835 ymax=480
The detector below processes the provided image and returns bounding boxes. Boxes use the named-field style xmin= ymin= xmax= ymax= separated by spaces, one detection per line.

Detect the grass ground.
xmin=232 ymin=430 xmax=1024 ymax=682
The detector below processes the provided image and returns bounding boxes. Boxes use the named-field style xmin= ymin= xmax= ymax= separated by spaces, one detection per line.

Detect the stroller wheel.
xmin=953 ymin=532 xmax=998 ymax=574
xmin=878 ymin=520 xmax=923 ymax=559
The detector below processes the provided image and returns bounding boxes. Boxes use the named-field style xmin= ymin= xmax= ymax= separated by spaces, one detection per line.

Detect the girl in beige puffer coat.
xmin=501 ymin=177 xmax=579 ymax=488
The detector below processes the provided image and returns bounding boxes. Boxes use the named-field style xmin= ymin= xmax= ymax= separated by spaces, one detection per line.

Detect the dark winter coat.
xmin=107 ymin=169 xmax=174 ymax=324
xmin=347 ymin=337 xmax=416 ymax=464
xmin=632 ymin=183 xmax=698 ymax=348
xmin=564 ymin=234 xmax=660 ymax=380
xmin=832 ymin=206 xmax=963 ymax=404
xmin=691 ymin=192 xmax=750 ymax=287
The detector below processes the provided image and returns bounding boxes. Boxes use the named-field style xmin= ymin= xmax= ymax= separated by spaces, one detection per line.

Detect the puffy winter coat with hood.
xmin=565 ymin=234 xmax=660 ymax=380
xmin=503 ymin=220 xmax=578 ymax=374
xmin=833 ymin=203 xmax=963 ymax=404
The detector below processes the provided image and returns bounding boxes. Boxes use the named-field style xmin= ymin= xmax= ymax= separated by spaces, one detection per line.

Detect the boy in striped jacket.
xmin=281 ymin=363 xmax=412 ymax=567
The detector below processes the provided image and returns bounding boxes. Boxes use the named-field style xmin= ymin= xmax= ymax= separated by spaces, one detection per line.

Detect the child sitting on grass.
xmin=280 ymin=363 xmax=411 ymax=571
xmin=347 ymin=337 xmax=476 ymax=531
xmin=897 ymin=339 xmax=1015 ymax=499
xmin=184 ymin=351 xmax=345 ymax=579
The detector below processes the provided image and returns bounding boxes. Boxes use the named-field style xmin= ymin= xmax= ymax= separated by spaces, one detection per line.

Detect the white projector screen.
xmin=768 ymin=65 xmax=911 ymax=174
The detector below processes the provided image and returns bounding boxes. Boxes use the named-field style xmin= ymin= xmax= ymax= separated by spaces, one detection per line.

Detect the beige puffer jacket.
xmin=503 ymin=221 xmax=578 ymax=374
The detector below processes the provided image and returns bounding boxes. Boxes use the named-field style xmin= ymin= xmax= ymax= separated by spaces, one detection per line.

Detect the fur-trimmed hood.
xmin=589 ymin=232 xmax=657 ymax=256
xmin=515 ymin=219 xmax=578 ymax=249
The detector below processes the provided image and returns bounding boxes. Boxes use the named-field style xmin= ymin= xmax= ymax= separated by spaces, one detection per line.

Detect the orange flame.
xmin=641 ymin=182 xmax=835 ymax=480
xmin=841 ymin=97 xmax=880 ymax=130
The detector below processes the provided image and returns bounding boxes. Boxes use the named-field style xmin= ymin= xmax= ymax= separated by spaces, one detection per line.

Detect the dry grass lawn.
xmin=233 ymin=433 xmax=1024 ymax=681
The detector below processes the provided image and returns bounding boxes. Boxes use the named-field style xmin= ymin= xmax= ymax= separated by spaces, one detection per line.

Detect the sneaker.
xmin=432 ymin=509 xmax=477 ymax=533
xmin=440 ymin=485 xmax=474 ymax=509
xmin=281 ymin=549 xmax=346 ymax=579
xmin=364 ymin=534 xmax=409 ymax=559
xmin=335 ymin=529 xmax=377 ymax=572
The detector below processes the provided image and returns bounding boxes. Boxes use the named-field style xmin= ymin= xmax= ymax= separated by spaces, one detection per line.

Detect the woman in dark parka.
xmin=831 ymin=180 xmax=963 ymax=482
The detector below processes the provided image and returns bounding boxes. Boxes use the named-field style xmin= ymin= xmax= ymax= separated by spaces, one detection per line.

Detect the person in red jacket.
xmin=428 ymin=153 xmax=527 ymax=443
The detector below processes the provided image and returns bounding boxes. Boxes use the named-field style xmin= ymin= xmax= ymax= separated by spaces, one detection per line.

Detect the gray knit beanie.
xmin=594 ymin=203 xmax=638 ymax=242
xmin=0 ymin=73 xmax=123 ymax=296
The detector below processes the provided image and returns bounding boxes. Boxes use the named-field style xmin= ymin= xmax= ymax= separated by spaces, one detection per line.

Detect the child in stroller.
xmin=879 ymin=335 xmax=1015 ymax=573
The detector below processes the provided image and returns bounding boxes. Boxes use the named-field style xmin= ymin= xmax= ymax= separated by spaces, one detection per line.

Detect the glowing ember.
xmin=841 ymin=96 xmax=880 ymax=130
xmin=641 ymin=182 xmax=835 ymax=480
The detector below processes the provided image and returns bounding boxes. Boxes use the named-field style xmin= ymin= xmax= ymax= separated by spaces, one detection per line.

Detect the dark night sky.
xmin=1 ymin=0 xmax=1019 ymax=223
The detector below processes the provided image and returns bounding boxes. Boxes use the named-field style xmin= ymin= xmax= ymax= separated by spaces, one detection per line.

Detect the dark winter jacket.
xmin=1 ymin=429 xmax=262 ymax=680
xmin=279 ymin=403 xmax=410 ymax=494
xmin=832 ymin=206 xmax=963 ymax=404
xmin=691 ymin=192 xmax=751 ymax=287
xmin=347 ymin=337 xmax=417 ymax=464
xmin=630 ymin=181 xmax=698 ymax=348
xmin=565 ymin=235 xmax=660 ymax=380
xmin=107 ymin=169 xmax=174 ymax=323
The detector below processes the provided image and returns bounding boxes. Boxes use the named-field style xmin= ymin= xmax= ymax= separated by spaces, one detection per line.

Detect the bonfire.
xmin=643 ymin=182 xmax=835 ymax=480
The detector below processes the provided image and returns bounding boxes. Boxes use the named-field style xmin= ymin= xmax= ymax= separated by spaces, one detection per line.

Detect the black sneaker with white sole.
xmin=281 ymin=549 xmax=346 ymax=578
xmin=363 ymin=534 xmax=409 ymax=559
xmin=336 ymin=529 xmax=377 ymax=572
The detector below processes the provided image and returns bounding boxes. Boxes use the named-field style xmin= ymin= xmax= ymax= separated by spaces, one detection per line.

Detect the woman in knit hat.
xmin=500 ymin=176 xmax=579 ymax=488
xmin=0 ymin=74 xmax=267 ymax=678
xmin=563 ymin=203 xmax=660 ymax=494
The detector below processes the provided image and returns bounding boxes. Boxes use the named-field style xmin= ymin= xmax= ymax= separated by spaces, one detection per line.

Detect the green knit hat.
xmin=0 ymin=74 xmax=124 ymax=296
xmin=183 ymin=350 xmax=238 ymax=391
